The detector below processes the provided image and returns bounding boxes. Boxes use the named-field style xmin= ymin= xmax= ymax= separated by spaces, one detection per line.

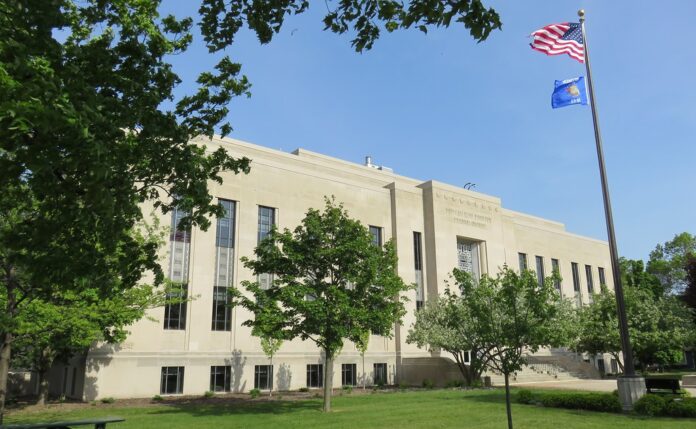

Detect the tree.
xmin=573 ymin=272 xmax=695 ymax=372
xmin=463 ymin=268 xmax=571 ymax=429
xmin=259 ymin=336 xmax=283 ymax=397
xmin=406 ymin=273 xmax=493 ymax=386
xmin=682 ymin=254 xmax=696 ymax=319
xmin=232 ymin=198 xmax=411 ymax=412
xmin=647 ymin=232 xmax=696 ymax=294
xmin=10 ymin=283 xmax=166 ymax=404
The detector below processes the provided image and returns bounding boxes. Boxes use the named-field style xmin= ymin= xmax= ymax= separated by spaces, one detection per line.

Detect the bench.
xmin=644 ymin=377 xmax=682 ymax=394
xmin=0 ymin=417 xmax=124 ymax=429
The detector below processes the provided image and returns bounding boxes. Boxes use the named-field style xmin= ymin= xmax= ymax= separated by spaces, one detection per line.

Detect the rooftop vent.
xmin=363 ymin=155 xmax=393 ymax=173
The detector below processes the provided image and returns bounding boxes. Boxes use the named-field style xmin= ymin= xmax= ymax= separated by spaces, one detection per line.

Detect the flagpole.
xmin=578 ymin=9 xmax=645 ymax=408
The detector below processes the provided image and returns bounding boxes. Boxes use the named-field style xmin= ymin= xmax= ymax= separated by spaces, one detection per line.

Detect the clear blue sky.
xmin=164 ymin=1 xmax=695 ymax=261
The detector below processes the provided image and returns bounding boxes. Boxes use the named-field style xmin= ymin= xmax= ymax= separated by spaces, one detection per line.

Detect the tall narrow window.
xmin=571 ymin=262 xmax=580 ymax=292
xmin=518 ymin=253 xmax=528 ymax=271
xmin=255 ymin=365 xmax=273 ymax=390
xmin=341 ymin=364 xmax=357 ymax=386
xmin=414 ymin=232 xmax=424 ymax=310
xmin=457 ymin=239 xmax=480 ymax=280
xmin=369 ymin=226 xmax=382 ymax=247
xmin=598 ymin=267 xmax=606 ymax=287
xmin=551 ymin=258 xmax=561 ymax=291
xmin=585 ymin=265 xmax=594 ymax=294
xmin=373 ymin=363 xmax=387 ymax=385
xmin=258 ymin=206 xmax=276 ymax=290
xmin=535 ymin=256 xmax=545 ymax=287
xmin=165 ymin=206 xmax=190 ymax=330
xmin=161 ymin=367 xmax=185 ymax=394
xmin=212 ymin=199 xmax=235 ymax=331
xmin=306 ymin=364 xmax=323 ymax=388
xmin=210 ymin=366 xmax=231 ymax=392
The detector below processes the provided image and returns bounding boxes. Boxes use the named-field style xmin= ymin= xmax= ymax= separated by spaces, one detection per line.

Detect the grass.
xmin=4 ymin=388 xmax=696 ymax=428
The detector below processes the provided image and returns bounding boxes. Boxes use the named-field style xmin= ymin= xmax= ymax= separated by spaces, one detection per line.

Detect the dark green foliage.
xmin=647 ymin=232 xmax=696 ymax=295
xmin=199 ymin=0 xmax=501 ymax=53
xmin=516 ymin=389 xmax=533 ymax=405
xmin=100 ymin=397 xmax=115 ymax=404
xmin=249 ymin=388 xmax=261 ymax=399
xmin=538 ymin=392 xmax=621 ymax=413
xmin=633 ymin=395 xmax=696 ymax=418
xmin=422 ymin=379 xmax=435 ymax=389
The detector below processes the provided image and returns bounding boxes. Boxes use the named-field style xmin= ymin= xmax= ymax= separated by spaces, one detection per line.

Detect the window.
xmin=255 ymin=365 xmax=273 ymax=390
xmin=598 ymin=267 xmax=606 ymax=287
xmin=165 ymin=206 xmax=190 ymax=330
xmin=163 ymin=284 xmax=187 ymax=330
xmin=585 ymin=265 xmax=594 ymax=294
xmin=518 ymin=253 xmax=528 ymax=271
xmin=258 ymin=206 xmax=276 ymax=290
xmin=463 ymin=351 xmax=472 ymax=364
xmin=535 ymin=256 xmax=545 ymax=287
xmin=341 ymin=364 xmax=356 ymax=386
xmin=258 ymin=206 xmax=275 ymax=243
xmin=369 ymin=226 xmax=382 ymax=247
xmin=571 ymin=262 xmax=580 ymax=292
xmin=373 ymin=363 xmax=387 ymax=385
xmin=414 ymin=232 xmax=424 ymax=310
xmin=161 ymin=367 xmax=184 ymax=394
xmin=212 ymin=287 xmax=231 ymax=331
xmin=306 ymin=364 xmax=323 ymax=388
xmin=551 ymin=258 xmax=561 ymax=291
xmin=210 ymin=366 xmax=231 ymax=392
xmin=212 ymin=199 xmax=235 ymax=331
xmin=457 ymin=239 xmax=480 ymax=280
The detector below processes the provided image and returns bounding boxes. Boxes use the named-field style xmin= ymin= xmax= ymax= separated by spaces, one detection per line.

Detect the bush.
xmin=298 ymin=387 xmax=309 ymax=393
xmin=633 ymin=394 xmax=669 ymax=416
xmin=203 ymin=390 xmax=215 ymax=398
xmin=665 ymin=398 xmax=696 ymax=418
xmin=249 ymin=388 xmax=261 ymax=398
xmin=539 ymin=392 xmax=621 ymax=413
xmin=445 ymin=380 xmax=464 ymax=388
xmin=422 ymin=379 xmax=435 ymax=389
xmin=342 ymin=385 xmax=353 ymax=394
xmin=398 ymin=380 xmax=409 ymax=390
xmin=151 ymin=395 xmax=163 ymax=402
xmin=100 ymin=397 xmax=115 ymax=404
xmin=517 ymin=389 xmax=534 ymax=405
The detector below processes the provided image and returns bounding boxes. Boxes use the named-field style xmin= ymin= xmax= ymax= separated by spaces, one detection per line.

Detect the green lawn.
xmin=4 ymin=389 xmax=696 ymax=428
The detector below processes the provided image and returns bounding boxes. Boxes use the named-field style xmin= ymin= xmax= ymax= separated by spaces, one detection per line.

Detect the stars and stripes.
xmin=530 ymin=22 xmax=585 ymax=63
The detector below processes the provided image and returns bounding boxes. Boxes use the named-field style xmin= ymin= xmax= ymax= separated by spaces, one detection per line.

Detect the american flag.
xmin=530 ymin=22 xmax=585 ymax=63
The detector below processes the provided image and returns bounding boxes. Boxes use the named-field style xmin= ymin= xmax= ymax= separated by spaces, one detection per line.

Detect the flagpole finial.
xmin=578 ymin=9 xmax=585 ymax=21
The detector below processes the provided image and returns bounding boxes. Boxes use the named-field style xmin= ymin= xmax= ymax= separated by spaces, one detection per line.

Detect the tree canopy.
xmin=233 ymin=198 xmax=411 ymax=411
xmin=647 ymin=232 xmax=696 ymax=295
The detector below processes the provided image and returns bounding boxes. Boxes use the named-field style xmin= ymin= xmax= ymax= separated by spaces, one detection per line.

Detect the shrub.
xmin=151 ymin=395 xmax=163 ymax=402
xmin=539 ymin=392 xmax=620 ymax=413
xmin=422 ymin=379 xmax=435 ymax=389
xmin=445 ymin=380 xmax=464 ymax=388
xmin=100 ymin=397 xmax=115 ymax=404
xmin=376 ymin=380 xmax=386 ymax=389
xmin=634 ymin=394 xmax=671 ymax=416
xmin=342 ymin=385 xmax=353 ymax=394
xmin=398 ymin=380 xmax=409 ymax=390
xmin=665 ymin=398 xmax=696 ymax=418
xmin=517 ymin=389 xmax=534 ymax=405
xmin=203 ymin=390 xmax=215 ymax=398
xmin=249 ymin=388 xmax=261 ymax=398
xmin=298 ymin=387 xmax=309 ymax=393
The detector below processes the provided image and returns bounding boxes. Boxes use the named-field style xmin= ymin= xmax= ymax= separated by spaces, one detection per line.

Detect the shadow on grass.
xmin=148 ymin=398 xmax=324 ymax=418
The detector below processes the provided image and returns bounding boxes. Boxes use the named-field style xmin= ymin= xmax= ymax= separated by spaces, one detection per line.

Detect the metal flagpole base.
xmin=617 ymin=375 xmax=646 ymax=411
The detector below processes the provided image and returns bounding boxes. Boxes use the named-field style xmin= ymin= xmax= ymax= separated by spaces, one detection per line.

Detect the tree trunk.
xmin=0 ymin=333 xmax=11 ymax=425
xmin=322 ymin=350 xmax=333 ymax=412
xmin=36 ymin=370 xmax=49 ymax=406
xmin=504 ymin=372 xmax=513 ymax=429
xmin=269 ymin=356 xmax=273 ymax=398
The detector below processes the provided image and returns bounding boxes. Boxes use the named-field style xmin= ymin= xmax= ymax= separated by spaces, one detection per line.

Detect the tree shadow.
xmin=83 ymin=345 xmax=116 ymax=401
xmin=277 ymin=363 xmax=292 ymax=391
xmin=148 ymin=398 xmax=323 ymax=418
xmin=224 ymin=349 xmax=247 ymax=393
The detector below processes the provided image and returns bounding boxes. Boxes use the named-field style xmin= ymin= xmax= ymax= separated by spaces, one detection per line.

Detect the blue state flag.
xmin=551 ymin=76 xmax=588 ymax=109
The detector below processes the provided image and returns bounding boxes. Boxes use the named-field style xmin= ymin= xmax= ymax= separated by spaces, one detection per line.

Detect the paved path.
xmin=513 ymin=379 xmax=696 ymax=396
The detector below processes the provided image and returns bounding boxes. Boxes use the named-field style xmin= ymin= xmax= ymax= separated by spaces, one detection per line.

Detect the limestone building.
xmin=50 ymin=136 xmax=615 ymax=400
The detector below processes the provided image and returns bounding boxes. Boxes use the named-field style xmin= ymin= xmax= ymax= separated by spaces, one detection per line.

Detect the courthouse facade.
xmin=52 ymin=136 xmax=614 ymax=400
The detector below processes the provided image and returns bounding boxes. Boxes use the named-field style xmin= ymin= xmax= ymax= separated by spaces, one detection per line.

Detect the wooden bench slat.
xmin=1 ymin=416 xmax=124 ymax=429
